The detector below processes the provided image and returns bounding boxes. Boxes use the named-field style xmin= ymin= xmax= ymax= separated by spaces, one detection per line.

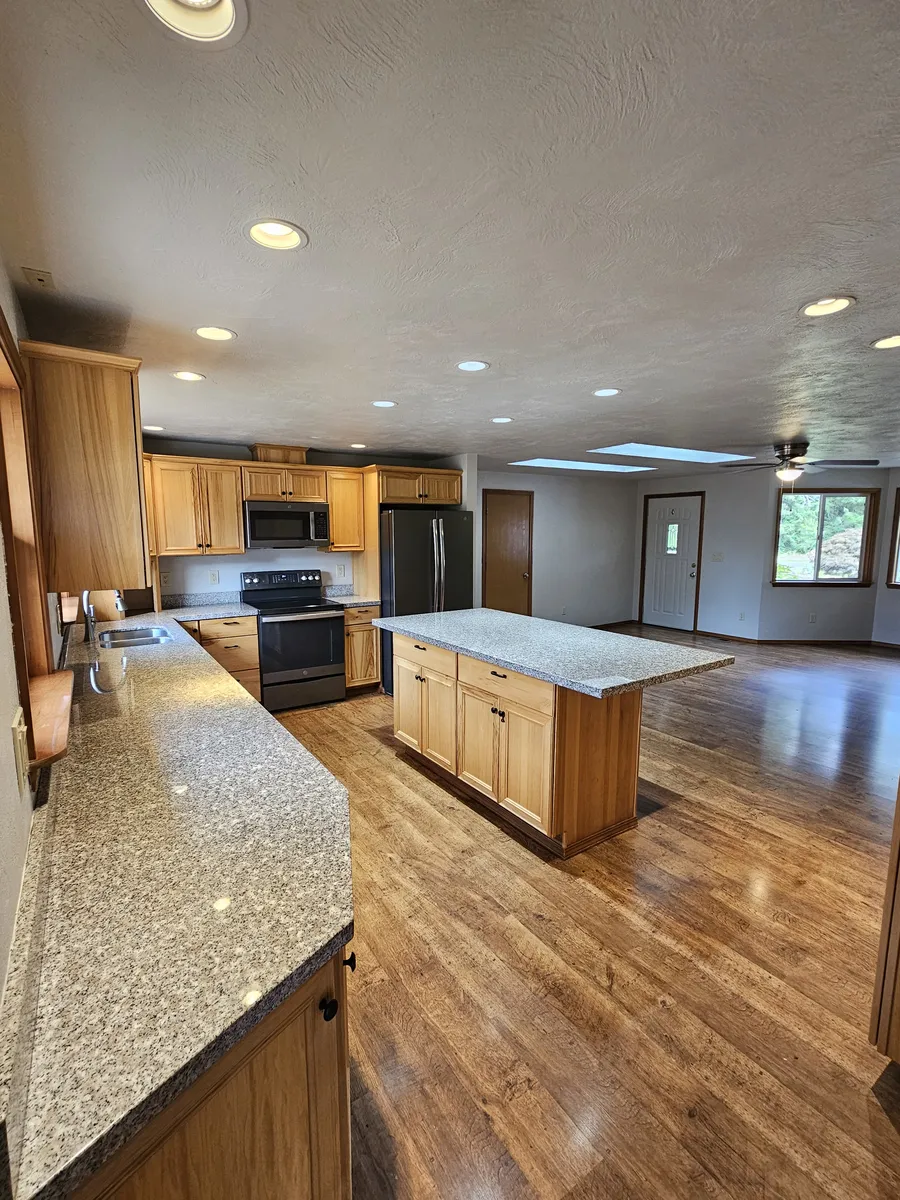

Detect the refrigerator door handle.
xmin=438 ymin=518 xmax=446 ymax=610
xmin=431 ymin=518 xmax=440 ymax=611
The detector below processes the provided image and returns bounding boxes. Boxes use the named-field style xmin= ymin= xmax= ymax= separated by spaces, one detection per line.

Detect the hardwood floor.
xmin=278 ymin=627 xmax=900 ymax=1199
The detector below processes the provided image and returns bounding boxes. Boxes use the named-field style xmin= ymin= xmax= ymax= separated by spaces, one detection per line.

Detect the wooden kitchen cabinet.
xmin=288 ymin=467 xmax=328 ymax=501
xmin=142 ymin=454 xmax=157 ymax=557
xmin=345 ymin=605 xmax=380 ymax=688
xmin=457 ymin=683 xmax=501 ymax=800
xmin=74 ymin=952 xmax=351 ymax=1200
xmin=151 ymin=458 xmax=244 ymax=556
xmin=377 ymin=467 xmax=462 ymax=506
xmin=498 ymin=699 xmax=555 ymax=833
xmin=324 ymin=470 xmax=364 ymax=552
xmin=241 ymin=464 xmax=327 ymax=502
xmin=420 ymin=471 xmax=462 ymax=505
xmin=378 ymin=469 xmax=422 ymax=505
xmin=22 ymin=342 xmax=150 ymax=591
xmin=392 ymin=656 xmax=456 ymax=770
xmin=393 ymin=657 xmax=424 ymax=751
xmin=199 ymin=463 xmax=244 ymax=554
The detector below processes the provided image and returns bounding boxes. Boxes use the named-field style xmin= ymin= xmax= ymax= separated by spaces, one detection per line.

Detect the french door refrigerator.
xmin=380 ymin=508 xmax=474 ymax=694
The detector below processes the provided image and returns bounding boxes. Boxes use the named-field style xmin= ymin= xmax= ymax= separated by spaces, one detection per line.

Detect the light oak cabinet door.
xmin=287 ymin=468 xmax=328 ymax=502
xmin=326 ymin=470 xmax=364 ymax=551
xmin=242 ymin=464 xmax=287 ymax=501
xmin=378 ymin=470 xmax=421 ymax=504
xmin=142 ymin=454 xmax=157 ymax=557
xmin=420 ymin=471 xmax=462 ymax=505
xmin=421 ymin=667 xmax=457 ymax=772
xmin=393 ymin=657 xmax=423 ymax=751
xmin=152 ymin=460 xmax=203 ymax=555
xmin=498 ymin=699 xmax=555 ymax=834
xmin=346 ymin=624 xmax=379 ymax=687
xmin=199 ymin=463 xmax=244 ymax=554
xmin=457 ymin=683 xmax=500 ymax=800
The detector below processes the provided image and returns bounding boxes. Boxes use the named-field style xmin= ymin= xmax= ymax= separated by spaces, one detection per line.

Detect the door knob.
xmin=689 ymin=572 xmax=696 ymax=578
xmin=522 ymin=572 xmax=529 ymax=579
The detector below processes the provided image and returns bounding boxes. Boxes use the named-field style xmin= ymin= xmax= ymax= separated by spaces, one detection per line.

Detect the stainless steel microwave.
xmin=243 ymin=501 xmax=330 ymax=549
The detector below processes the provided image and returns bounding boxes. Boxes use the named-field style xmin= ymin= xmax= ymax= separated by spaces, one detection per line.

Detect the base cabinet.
xmin=393 ymin=657 xmax=456 ymax=770
xmin=457 ymin=683 xmax=499 ymax=800
xmin=345 ymin=624 xmax=379 ymax=687
xmin=74 ymin=952 xmax=351 ymax=1200
xmin=498 ymin=699 xmax=555 ymax=833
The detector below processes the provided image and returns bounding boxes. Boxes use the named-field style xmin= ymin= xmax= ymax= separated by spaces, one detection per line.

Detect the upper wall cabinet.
xmin=378 ymin=468 xmax=462 ymax=506
xmin=153 ymin=457 xmax=244 ymax=555
xmin=242 ymin=464 xmax=327 ymax=503
xmin=324 ymin=469 xmax=364 ymax=552
xmin=22 ymin=342 xmax=150 ymax=591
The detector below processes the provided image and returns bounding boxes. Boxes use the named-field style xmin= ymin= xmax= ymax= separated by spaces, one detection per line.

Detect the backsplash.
xmin=162 ymin=582 xmax=355 ymax=609
xmin=159 ymin=548 xmax=353 ymax=595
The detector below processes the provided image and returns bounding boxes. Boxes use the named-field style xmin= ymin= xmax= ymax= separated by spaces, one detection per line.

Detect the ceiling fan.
xmin=721 ymin=441 xmax=880 ymax=481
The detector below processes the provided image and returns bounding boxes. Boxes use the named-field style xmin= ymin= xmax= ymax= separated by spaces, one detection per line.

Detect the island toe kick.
xmin=390 ymin=634 xmax=643 ymax=857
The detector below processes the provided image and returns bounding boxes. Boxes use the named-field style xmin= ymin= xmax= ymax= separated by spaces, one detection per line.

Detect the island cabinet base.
xmin=392 ymin=639 xmax=643 ymax=857
xmin=74 ymin=952 xmax=352 ymax=1200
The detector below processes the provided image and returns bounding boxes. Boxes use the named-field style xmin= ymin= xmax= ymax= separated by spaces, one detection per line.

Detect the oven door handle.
xmin=260 ymin=612 xmax=343 ymax=624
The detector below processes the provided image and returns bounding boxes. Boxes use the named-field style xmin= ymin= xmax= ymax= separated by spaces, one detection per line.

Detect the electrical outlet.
xmin=160 ymin=570 xmax=171 ymax=588
xmin=337 ymin=564 xmax=346 ymax=578
xmin=808 ymin=612 xmax=817 ymax=624
xmin=738 ymin=612 xmax=745 ymax=621
xmin=209 ymin=570 xmax=220 ymax=586
xmin=11 ymin=707 xmax=29 ymax=797
xmin=562 ymin=605 xmax=567 ymax=616
xmin=711 ymin=551 xmax=725 ymax=562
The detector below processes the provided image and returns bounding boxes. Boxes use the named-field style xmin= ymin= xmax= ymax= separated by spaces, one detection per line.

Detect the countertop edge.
xmin=34 ymin=919 xmax=354 ymax=1200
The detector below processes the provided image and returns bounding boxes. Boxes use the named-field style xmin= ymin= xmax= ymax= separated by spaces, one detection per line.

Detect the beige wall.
xmin=0 ymin=263 xmax=31 ymax=999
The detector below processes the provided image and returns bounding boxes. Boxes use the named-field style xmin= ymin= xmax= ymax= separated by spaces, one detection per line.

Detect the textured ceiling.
xmin=2 ymin=0 xmax=900 ymax=474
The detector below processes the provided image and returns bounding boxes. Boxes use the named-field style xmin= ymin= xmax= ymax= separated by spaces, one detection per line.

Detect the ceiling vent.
xmin=21 ymin=267 xmax=56 ymax=291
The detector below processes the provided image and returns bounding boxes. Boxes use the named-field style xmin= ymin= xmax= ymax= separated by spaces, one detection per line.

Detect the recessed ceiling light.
xmin=138 ymin=0 xmax=248 ymax=46
xmin=247 ymin=220 xmax=309 ymax=250
xmin=457 ymin=360 xmax=489 ymax=372
xmin=872 ymin=334 xmax=900 ymax=349
xmin=492 ymin=417 xmax=513 ymax=424
xmin=802 ymin=296 xmax=855 ymax=317
xmin=593 ymin=388 xmax=620 ymax=397
xmin=173 ymin=370 xmax=205 ymax=381
xmin=350 ymin=443 xmax=367 ymax=449
xmin=510 ymin=458 xmax=653 ymax=473
xmin=590 ymin=443 xmax=755 ymax=464
xmin=372 ymin=400 xmax=396 ymax=408
xmin=195 ymin=326 xmax=236 ymax=341
xmin=143 ymin=425 xmax=165 ymax=432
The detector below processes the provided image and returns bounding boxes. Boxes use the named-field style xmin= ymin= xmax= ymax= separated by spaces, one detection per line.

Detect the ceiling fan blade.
xmin=808 ymin=459 xmax=880 ymax=468
xmin=718 ymin=461 xmax=776 ymax=470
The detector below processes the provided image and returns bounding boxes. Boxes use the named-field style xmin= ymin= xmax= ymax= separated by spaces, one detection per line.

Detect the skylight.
xmin=509 ymin=459 xmax=654 ymax=473
xmin=588 ymin=443 xmax=755 ymax=464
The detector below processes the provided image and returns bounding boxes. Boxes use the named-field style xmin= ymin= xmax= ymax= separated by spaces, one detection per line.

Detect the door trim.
xmin=481 ymin=489 xmax=534 ymax=614
xmin=638 ymin=491 xmax=706 ymax=631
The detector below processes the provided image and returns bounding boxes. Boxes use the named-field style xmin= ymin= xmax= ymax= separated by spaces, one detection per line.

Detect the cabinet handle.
xmin=499 ymin=710 xmax=506 ymax=722
xmin=343 ymin=951 xmax=357 ymax=972
xmin=223 ymin=620 xmax=240 ymax=625
xmin=490 ymin=706 xmax=498 ymax=714
xmin=319 ymin=997 xmax=339 ymax=1022
xmin=414 ymin=644 xmax=427 ymax=651
xmin=224 ymin=644 xmax=239 ymax=649
xmin=490 ymin=670 xmax=507 ymax=679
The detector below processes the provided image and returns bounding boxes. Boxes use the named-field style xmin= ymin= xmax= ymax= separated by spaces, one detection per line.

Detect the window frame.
xmin=771 ymin=486 xmax=880 ymax=587
xmin=887 ymin=488 xmax=900 ymax=589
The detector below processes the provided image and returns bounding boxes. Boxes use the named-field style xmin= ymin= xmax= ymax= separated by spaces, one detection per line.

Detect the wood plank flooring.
xmin=278 ymin=628 xmax=900 ymax=1199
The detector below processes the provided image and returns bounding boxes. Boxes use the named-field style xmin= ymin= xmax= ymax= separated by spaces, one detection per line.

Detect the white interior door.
xmin=643 ymin=495 xmax=702 ymax=630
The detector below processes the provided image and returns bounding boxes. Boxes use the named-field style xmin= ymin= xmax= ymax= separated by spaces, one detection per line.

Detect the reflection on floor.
xmin=279 ymin=627 xmax=900 ymax=1200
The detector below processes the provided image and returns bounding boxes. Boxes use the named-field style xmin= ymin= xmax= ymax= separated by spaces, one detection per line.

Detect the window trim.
xmin=887 ymin=488 xmax=900 ymax=589
xmin=771 ymin=486 xmax=880 ymax=587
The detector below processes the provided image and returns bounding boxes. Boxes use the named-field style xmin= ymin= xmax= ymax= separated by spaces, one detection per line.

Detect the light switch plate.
xmin=12 ymin=707 xmax=29 ymax=797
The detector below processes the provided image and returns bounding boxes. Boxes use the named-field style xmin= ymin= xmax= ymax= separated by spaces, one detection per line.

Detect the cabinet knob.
xmin=281 ymin=490 xmax=286 ymax=496
xmin=343 ymin=951 xmax=357 ymax=972
xmin=319 ymin=997 xmax=339 ymax=1022
xmin=288 ymin=491 xmax=294 ymax=496
xmin=206 ymin=543 xmax=211 ymax=548
xmin=197 ymin=543 xmax=202 ymax=549
xmin=490 ymin=706 xmax=498 ymax=714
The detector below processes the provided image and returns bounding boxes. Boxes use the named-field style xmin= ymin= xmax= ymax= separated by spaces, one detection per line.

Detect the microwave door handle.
xmin=431 ymin=518 xmax=440 ymax=612
xmin=438 ymin=518 xmax=446 ymax=610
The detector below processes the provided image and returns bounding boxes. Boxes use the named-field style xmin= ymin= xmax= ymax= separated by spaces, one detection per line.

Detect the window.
xmin=666 ymin=522 xmax=679 ymax=554
xmin=888 ymin=489 xmax=900 ymax=588
xmin=773 ymin=489 xmax=879 ymax=585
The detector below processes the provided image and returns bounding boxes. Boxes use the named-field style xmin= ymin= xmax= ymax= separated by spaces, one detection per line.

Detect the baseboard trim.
xmin=594 ymin=620 xmax=636 ymax=630
xmin=694 ymin=629 xmax=900 ymax=649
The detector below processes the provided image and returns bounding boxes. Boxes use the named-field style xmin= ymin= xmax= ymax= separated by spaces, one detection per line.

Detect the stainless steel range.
xmin=241 ymin=570 xmax=345 ymax=711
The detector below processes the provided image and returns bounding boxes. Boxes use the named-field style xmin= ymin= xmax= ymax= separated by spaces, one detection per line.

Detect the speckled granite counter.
xmin=374 ymin=608 xmax=733 ymax=698
xmin=327 ymin=595 xmax=380 ymax=608
xmin=0 ymin=614 xmax=353 ymax=1199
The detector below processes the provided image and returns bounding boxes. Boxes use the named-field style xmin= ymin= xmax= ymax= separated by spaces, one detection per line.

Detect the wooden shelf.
xmin=30 ymin=670 xmax=74 ymax=768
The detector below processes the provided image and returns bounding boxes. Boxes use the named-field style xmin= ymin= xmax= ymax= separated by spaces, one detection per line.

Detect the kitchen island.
xmin=374 ymin=608 xmax=733 ymax=856
xmin=0 ymin=612 xmax=353 ymax=1200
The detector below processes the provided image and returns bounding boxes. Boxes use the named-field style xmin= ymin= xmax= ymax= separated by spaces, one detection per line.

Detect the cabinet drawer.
xmin=344 ymin=605 xmax=380 ymax=626
xmin=392 ymin=633 xmax=457 ymax=677
xmin=177 ymin=620 xmax=201 ymax=641
xmin=457 ymin=654 xmax=554 ymax=715
xmin=204 ymin=635 xmax=259 ymax=672
xmin=199 ymin=615 xmax=258 ymax=642
xmin=231 ymin=668 xmax=261 ymax=700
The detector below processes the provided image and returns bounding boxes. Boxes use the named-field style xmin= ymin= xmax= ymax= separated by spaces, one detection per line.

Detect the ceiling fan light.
xmin=776 ymin=465 xmax=804 ymax=482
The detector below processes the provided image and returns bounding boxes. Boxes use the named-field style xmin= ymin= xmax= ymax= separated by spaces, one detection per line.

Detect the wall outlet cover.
xmin=337 ymin=564 xmax=346 ymax=578
xmin=710 ymin=551 xmax=725 ymax=562
xmin=209 ymin=570 xmax=220 ymax=586
xmin=738 ymin=612 xmax=745 ymax=621
xmin=160 ymin=571 xmax=171 ymax=588
xmin=808 ymin=613 xmax=817 ymax=623
xmin=11 ymin=707 xmax=29 ymax=798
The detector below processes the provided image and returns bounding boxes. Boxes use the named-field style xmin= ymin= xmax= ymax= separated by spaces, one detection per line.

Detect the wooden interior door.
xmin=326 ymin=470 xmax=364 ymax=551
xmin=498 ymin=700 xmax=555 ymax=834
xmin=242 ymin=465 xmax=286 ymax=501
xmin=457 ymin=683 xmax=499 ymax=799
xmin=482 ymin=490 xmax=533 ymax=614
xmin=420 ymin=667 xmax=457 ymax=772
xmin=393 ymin=657 xmax=423 ymax=751
xmin=152 ymin=459 xmax=203 ymax=555
xmin=199 ymin=463 xmax=244 ymax=554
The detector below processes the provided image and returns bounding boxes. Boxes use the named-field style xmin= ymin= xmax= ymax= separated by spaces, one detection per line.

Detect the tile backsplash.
xmin=159 ymin=549 xmax=353 ymax=594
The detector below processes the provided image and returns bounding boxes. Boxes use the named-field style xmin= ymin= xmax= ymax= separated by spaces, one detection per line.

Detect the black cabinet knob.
xmin=490 ymin=706 xmax=498 ymax=714
xmin=288 ymin=491 xmax=294 ymax=496
xmin=343 ymin=951 xmax=357 ymax=972
xmin=281 ymin=490 xmax=287 ymax=496
xmin=319 ymin=997 xmax=339 ymax=1022
xmin=196 ymin=543 xmax=202 ymax=548
xmin=499 ymin=710 xmax=506 ymax=722
xmin=205 ymin=543 xmax=211 ymax=548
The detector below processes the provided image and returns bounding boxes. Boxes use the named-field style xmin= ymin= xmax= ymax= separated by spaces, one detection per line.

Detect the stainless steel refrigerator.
xmin=380 ymin=508 xmax=474 ymax=694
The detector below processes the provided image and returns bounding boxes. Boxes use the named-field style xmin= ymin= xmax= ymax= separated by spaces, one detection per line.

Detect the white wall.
xmin=873 ymin=469 xmax=900 ymax=646
xmin=0 ymin=264 xmax=32 ymax=998
xmin=476 ymin=470 xmax=636 ymax=627
xmin=160 ymin=547 xmax=354 ymax=595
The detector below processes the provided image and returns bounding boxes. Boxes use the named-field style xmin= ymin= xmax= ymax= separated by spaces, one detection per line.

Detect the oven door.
xmin=258 ymin=611 xmax=345 ymax=684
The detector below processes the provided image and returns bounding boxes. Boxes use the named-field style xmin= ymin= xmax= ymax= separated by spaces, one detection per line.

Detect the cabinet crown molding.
xmin=20 ymin=340 xmax=142 ymax=372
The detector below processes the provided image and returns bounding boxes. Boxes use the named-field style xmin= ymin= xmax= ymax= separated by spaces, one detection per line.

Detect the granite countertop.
xmin=374 ymin=608 xmax=734 ymax=698
xmin=158 ymin=601 xmax=260 ymax=621
xmin=1 ymin=614 xmax=353 ymax=1199
xmin=328 ymin=595 xmax=380 ymax=608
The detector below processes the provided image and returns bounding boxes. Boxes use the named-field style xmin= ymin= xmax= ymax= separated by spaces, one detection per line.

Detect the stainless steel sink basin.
xmin=98 ymin=627 xmax=172 ymax=648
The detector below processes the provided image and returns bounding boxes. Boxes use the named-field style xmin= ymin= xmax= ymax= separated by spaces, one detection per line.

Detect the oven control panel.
xmin=241 ymin=570 xmax=322 ymax=589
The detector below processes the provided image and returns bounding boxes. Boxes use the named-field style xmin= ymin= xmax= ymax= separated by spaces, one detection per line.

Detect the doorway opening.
xmin=639 ymin=491 xmax=705 ymax=631
xmin=482 ymin=490 xmax=533 ymax=615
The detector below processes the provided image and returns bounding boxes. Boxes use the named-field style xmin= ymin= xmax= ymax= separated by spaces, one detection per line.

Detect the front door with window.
xmin=643 ymin=494 xmax=702 ymax=630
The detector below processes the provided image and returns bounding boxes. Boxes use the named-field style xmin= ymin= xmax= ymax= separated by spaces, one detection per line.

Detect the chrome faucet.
xmin=81 ymin=590 xmax=126 ymax=644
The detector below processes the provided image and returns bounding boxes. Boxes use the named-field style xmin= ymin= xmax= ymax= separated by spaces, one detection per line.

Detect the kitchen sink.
xmin=98 ymin=627 xmax=172 ymax=648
